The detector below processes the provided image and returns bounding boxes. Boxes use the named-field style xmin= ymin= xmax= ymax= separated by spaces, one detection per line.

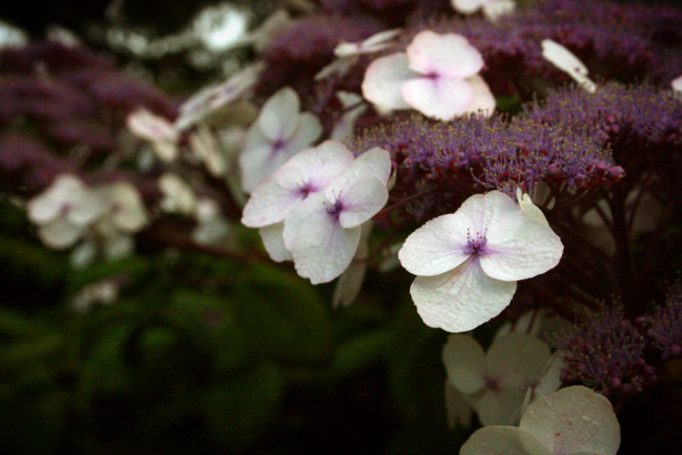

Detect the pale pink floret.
xmin=398 ymin=190 xmax=563 ymax=332
xmin=362 ymin=31 xmax=495 ymax=121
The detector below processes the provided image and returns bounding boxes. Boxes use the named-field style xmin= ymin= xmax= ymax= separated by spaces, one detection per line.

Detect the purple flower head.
xmin=648 ymin=282 xmax=682 ymax=360
xmin=351 ymin=114 xmax=619 ymax=222
xmin=555 ymin=306 xmax=657 ymax=400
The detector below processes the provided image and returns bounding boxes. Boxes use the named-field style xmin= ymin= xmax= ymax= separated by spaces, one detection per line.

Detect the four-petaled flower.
xmin=28 ymin=175 xmax=103 ymax=248
xmin=239 ymin=87 xmax=322 ymax=193
xmin=443 ymin=333 xmax=551 ymax=425
xmin=398 ymin=190 xmax=563 ymax=332
xmin=461 ymin=386 xmax=621 ymax=455
xmin=362 ymin=30 xmax=495 ymax=121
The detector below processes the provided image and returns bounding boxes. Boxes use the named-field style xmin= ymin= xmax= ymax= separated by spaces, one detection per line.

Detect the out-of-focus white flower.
xmin=239 ymin=87 xmax=322 ymax=192
xmin=175 ymin=62 xmax=263 ymax=131
xmin=331 ymin=91 xmax=368 ymax=141
xmin=398 ymin=190 xmax=563 ymax=332
xmin=451 ymin=0 xmax=515 ymax=20
xmin=443 ymin=333 xmax=551 ymax=425
xmin=333 ymin=222 xmax=372 ymax=307
xmin=28 ymin=175 xmax=103 ymax=249
xmin=362 ymin=30 xmax=495 ymax=121
xmin=542 ymin=39 xmax=597 ymax=93
xmin=192 ymin=198 xmax=231 ymax=245
xmin=521 ymin=350 xmax=565 ymax=412
xmin=316 ymin=29 xmax=401 ymax=81
xmin=673 ymin=74 xmax=682 ymax=94
xmin=72 ymin=279 xmax=120 ymax=313
xmin=282 ymin=147 xmax=391 ymax=284
xmin=189 ymin=125 xmax=227 ymax=177
xmin=159 ymin=173 xmax=198 ymax=215
xmin=445 ymin=379 xmax=474 ymax=429
xmin=126 ymin=108 xmax=179 ymax=162
xmin=241 ymin=140 xmax=355 ymax=261
xmin=461 ymin=386 xmax=621 ymax=455
xmin=98 ymin=181 xmax=148 ymax=233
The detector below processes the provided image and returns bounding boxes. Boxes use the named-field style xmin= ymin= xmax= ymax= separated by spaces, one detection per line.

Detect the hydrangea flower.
xmin=159 ymin=173 xmax=198 ymax=216
xmin=451 ymin=0 xmax=515 ymax=21
xmin=282 ymin=146 xmax=391 ymax=284
xmin=673 ymin=74 xmax=682 ymax=94
xmin=189 ymin=125 xmax=227 ymax=177
xmin=362 ymin=30 xmax=495 ymax=121
xmin=241 ymin=140 xmax=356 ymax=262
xmin=126 ymin=108 xmax=178 ymax=162
xmin=398 ymin=190 xmax=563 ymax=332
xmin=460 ymin=386 xmax=621 ymax=455
xmin=97 ymin=182 xmax=148 ymax=234
xmin=541 ymin=39 xmax=597 ymax=93
xmin=443 ymin=333 xmax=551 ymax=425
xmin=28 ymin=174 xmax=103 ymax=248
xmin=239 ymin=87 xmax=322 ymax=193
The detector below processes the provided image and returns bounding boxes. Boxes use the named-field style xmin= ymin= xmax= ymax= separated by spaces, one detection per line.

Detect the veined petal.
xmin=242 ymin=179 xmax=305 ymax=227
xmin=284 ymin=193 xmax=361 ymax=284
xmin=402 ymin=75 xmax=475 ymax=121
xmin=406 ymin=31 xmax=483 ymax=79
xmin=327 ymin=147 xmax=392 ymax=195
xmin=410 ymin=258 xmax=517 ymax=333
xmin=398 ymin=213 xmax=471 ymax=276
xmin=479 ymin=211 xmax=563 ymax=281
xmin=460 ymin=426 xmax=548 ymax=455
xmin=338 ymin=177 xmax=388 ymax=229
xmin=362 ymin=53 xmax=414 ymax=113
xmin=520 ymin=386 xmax=620 ymax=455
xmin=259 ymin=223 xmax=292 ymax=262
xmin=240 ymin=126 xmax=277 ymax=193
xmin=486 ymin=333 xmax=551 ymax=394
xmin=476 ymin=389 xmax=526 ymax=426
xmin=442 ymin=334 xmax=487 ymax=395
xmin=258 ymin=87 xmax=300 ymax=141
xmin=465 ymin=75 xmax=496 ymax=117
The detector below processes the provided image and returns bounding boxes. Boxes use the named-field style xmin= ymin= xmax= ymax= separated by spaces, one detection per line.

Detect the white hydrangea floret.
xmin=282 ymin=146 xmax=391 ymax=284
xmin=673 ymin=74 xmax=682 ymax=94
xmin=443 ymin=333 xmax=551 ymax=425
xmin=398 ymin=190 xmax=563 ymax=332
xmin=460 ymin=386 xmax=621 ymax=455
xmin=239 ymin=87 xmax=322 ymax=193
xmin=126 ymin=108 xmax=179 ymax=162
xmin=362 ymin=30 xmax=495 ymax=121
xmin=451 ymin=0 xmax=515 ymax=20
xmin=541 ymin=39 xmax=597 ymax=93
xmin=28 ymin=174 xmax=103 ymax=249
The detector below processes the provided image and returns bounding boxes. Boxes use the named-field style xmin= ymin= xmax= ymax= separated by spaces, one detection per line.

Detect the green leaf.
xmin=204 ymin=362 xmax=284 ymax=452
xmin=230 ymin=264 xmax=333 ymax=364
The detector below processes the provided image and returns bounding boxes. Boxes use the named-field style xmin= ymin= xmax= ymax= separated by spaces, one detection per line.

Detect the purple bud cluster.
xmin=647 ymin=283 xmax=682 ymax=360
xmin=0 ymin=42 xmax=175 ymax=192
xmin=408 ymin=0 xmax=682 ymax=95
xmin=527 ymin=83 xmax=682 ymax=154
xmin=351 ymin=114 xmax=620 ymax=222
xmin=556 ymin=307 xmax=657 ymax=400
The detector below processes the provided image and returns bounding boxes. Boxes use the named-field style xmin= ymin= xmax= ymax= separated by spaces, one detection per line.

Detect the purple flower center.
xmin=424 ymin=71 xmax=441 ymax=81
xmin=464 ymin=231 xmax=488 ymax=256
xmin=271 ymin=137 xmax=286 ymax=153
xmin=484 ymin=375 xmax=500 ymax=392
xmin=297 ymin=182 xmax=317 ymax=199
xmin=326 ymin=199 xmax=345 ymax=219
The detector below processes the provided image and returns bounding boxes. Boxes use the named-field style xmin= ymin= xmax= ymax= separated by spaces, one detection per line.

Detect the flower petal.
xmin=486 ymin=333 xmax=551 ymax=394
xmin=333 ymin=222 xmax=371 ymax=307
xmin=465 ymin=75 xmax=496 ymax=117
xmin=338 ymin=177 xmax=388 ymax=229
xmin=284 ymin=193 xmax=362 ymax=284
xmin=451 ymin=0 xmax=486 ymax=14
xmin=410 ymin=259 xmax=517 ymax=333
xmin=482 ymin=0 xmax=516 ymax=20
xmin=398 ymin=213 xmax=471 ymax=276
xmin=444 ymin=380 xmax=473 ymax=429
xmin=541 ymin=39 xmax=596 ymax=93
xmin=520 ymin=386 xmax=620 ymax=455
xmin=406 ymin=31 xmax=483 ymax=79
xmin=460 ymin=426 xmax=548 ymax=455
xmin=39 ymin=217 xmax=82 ymax=249
xmin=28 ymin=175 xmax=84 ymax=224
xmin=402 ymin=75 xmax=474 ymax=121
xmin=521 ymin=351 xmax=565 ymax=413
xmin=476 ymin=389 xmax=526 ymax=426
xmin=259 ymin=223 xmax=292 ymax=262
xmin=258 ymin=87 xmax=300 ymax=141
xmin=287 ymin=112 xmax=322 ymax=152
xmin=442 ymin=334 xmax=487 ymax=394
xmin=362 ymin=53 xmax=414 ymax=113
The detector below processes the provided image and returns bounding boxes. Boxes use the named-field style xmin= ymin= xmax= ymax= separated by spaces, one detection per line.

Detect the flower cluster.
xmin=554 ymin=307 xmax=657 ymax=400
xmin=648 ymin=282 xmax=682 ymax=360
